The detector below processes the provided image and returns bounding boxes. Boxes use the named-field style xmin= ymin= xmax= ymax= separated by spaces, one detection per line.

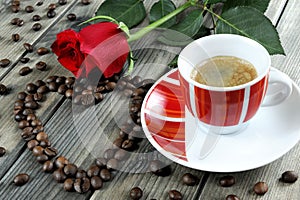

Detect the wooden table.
xmin=0 ymin=0 xmax=299 ymax=199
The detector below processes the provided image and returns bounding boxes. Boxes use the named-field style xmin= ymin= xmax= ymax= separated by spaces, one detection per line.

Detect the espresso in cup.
xmin=190 ymin=56 xmax=258 ymax=87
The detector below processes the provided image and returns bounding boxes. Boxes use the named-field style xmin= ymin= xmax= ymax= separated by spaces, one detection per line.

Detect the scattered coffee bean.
xmin=114 ymin=149 xmax=129 ymax=161
xmin=47 ymin=10 xmax=56 ymax=18
xmin=81 ymin=94 xmax=94 ymax=105
xmin=90 ymin=176 xmax=103 ymax=190
xmin=35 ymin=61 xmax=47 ymax=71
xmin=20 ymin=57 xmax=30 ymax=63
xmin=149 ymin=160 xmax=171 ymax=177
xmin=95 ymin=158 xmax=106 ymax=168
xmin=19 ymin=67 xmax=32 ymax=76
xmin=26 ymin=113 xmax=36 ymax=121
xmin=32 ymin=146 xmax=44 ymax=156
xmin=17 ymin=19 xmax=24 ymax=27
xmin=37 ymin=47 xmax=49 ymax=55
xmin=39 ymin=139 xmax=51 ymax=147
xmin=64 ymin=178 xmax=74 ymax=192
xmin=65 ymin=89 xmax=73 ymax=98
xmin=27 ymin=140 xmax=39 ymax=150
xmin=13 ymin=173 xmax=30 ymax=186
xmin=46 ymin=76 xmax=58 ymax=83
xmin=74 ymin=177 xmax=90 ymax=193
xmin=280 ymin=171 xmax=298 ymax=183
xmin=12 ymin=0 xmax=20 ymax=6
xmin=32 ymin=15 xmax=41 ymax=21
xmin=106 ymin=158 xmax=119 ymax=170
xmin=87 ymin=165 xmax=100 ymax=177
xmin=94 ymin=92 xmax=103 ymax=102
xmin=48 ymin=3 xmax=56 ymax=10
xmin=32 ymin=23 xmax=42 ymax=31
xmin=226 ymin=194 xmax=240 ymax=200
xmin=25 ymin=5 xmax=34 ymax=13
xmin=25 ymin=101 xmax=39 ymax=109
xmin=81 ymin=0 xmax=91 ymax=5
xmin=130 ymin=187 xmax=143 ymax=200
xmin=103 ymin=149 xmax=115 ymax=160
xmin=0 ymin=58 xmax=10 ymax=67
xmin=59 ymin=0 xmax=68 ymax=5
xmin=105 ymin=82 xmax=116 ymax=91
xmin=182 ymin=173 xmax=198 ymax=186
xmin=36 ymin=80 xmax=46 ymax=87
xmin=55 ymin=156 xmax=69 ymax=168
xmin=219 ymin=175 xmax=235 ymax=187
xmin=33 ymin=92 xmax=43 ymax=101
xmin=0 ymin=84 xmax=8 ymax=95
xmin=26 ymin=83 xmax=38 ymax=93
xmin=169 ymin=190 xmax=182 ymax=200
xmin=58 ymin=84 xmax=68 ymax=94
xmin=18 ymin=120 xmax=30 ymax=129
xmin=36 ymin=1 xmax=43 ymax=6
xmin=11 ymin=18 xmax=20 ymax=25
xmin=36 ymin=132 xmax=48 ymax=141
xmin=11 ymin=5 xmax=20 ymax=13
xmin=48 ymin=82 xmax=58 ymax=92
xmin=44 ymin=147 xmax=58 ymax=158
xmin=121 ymin=139 xmax=134 ymax=150
xmin=65 ymin=77 xmax=75 ymax=87
xmin=0 ymin=147 xmax=6 ymax=157
xmin=56 ymin=76 xmax=66 ymax=84
xmin=67 ymin=13 xmax=76 ymax=21
xmin=64 ymin=164 xmax=78 ymax=177
xmin=76 ymin=170 xmax=87 ymax=179
xmin=12 ymin=33 xmax=20 ymax=42
xmin=253 ymin=181 xmax=268 ymax=195
xmin=99 ymin=168 xmax=111 ymax=181
xmin=23 ymin=43 xmax=33 ymax=53
xmin=36 ymin=154 xmax=49 ymax=163
xmin=53 ymin=168 xmax=67 ymax=183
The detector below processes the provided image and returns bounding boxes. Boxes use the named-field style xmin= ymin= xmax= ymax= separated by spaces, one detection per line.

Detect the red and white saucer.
xmin=141 ymin=69 xmax=300 ymax=172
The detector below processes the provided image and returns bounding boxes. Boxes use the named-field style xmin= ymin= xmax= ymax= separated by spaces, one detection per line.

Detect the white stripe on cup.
xmin=239 ymin=87 xmax=250 ymax=124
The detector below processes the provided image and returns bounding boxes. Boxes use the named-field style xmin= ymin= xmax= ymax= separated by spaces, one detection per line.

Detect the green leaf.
xmin=216 ymin=6 xmax=285 ymax=55
xmin=96 ymin=0 xmax=146 ymax=28
xmin=149 ymin=0 xmax=177 ymax=28
xmin=206 ymin=0 xmax=226 ymax=4
xmin=222 ymin=0 xmax=270 ymax=13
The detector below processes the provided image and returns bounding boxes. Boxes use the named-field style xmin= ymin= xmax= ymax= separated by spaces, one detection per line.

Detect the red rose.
xmin=51 ymin=22 xmax=130 ymax=78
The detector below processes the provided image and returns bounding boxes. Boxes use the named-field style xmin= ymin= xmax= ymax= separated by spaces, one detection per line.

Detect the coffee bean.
xmin=73 ymin=95 xmax=82 ymax=104
xmin=130 ymin=187 xmax=143 ymax=200
xmin=219 ymin=175 xmax=235 ymax=187
xmin=33 ymin=146 xmax=44 ymax=156
xmin=46 ymin=76 xmax=58 ymax=83
xmin=94 ymin=86 xmax=105 ymax=93
xmin=58 ymin=0 xmax=68 ymax=5
xmin=36 ymin=80 xmax=46 ymax=87
xmin=36 ymin=132 xmax=48 ymax=141
xmin=35 ymin=61 xmax=47 ymax=71
xmin=76 ymin=170 xmax=87 ymax=179
xmin=0 ymin=59 xmax=10 ymax=67
xmin=15 ymin=114 xmax=25 ymax=122
xmin=74 ymin=177 xmax=90 ymax=193
xmin=21 ymin=129 xmax=35 ymax=141
xmin=47 ymin=10 xmax=56 ymax=18
xmin=131 ymin=76 xmax=142 ymax=86
xmin=33 ymin=93 xmax=43 ymax=101
xmin=55 ymin=156 xmax=69 ymax=168
xmin=32 ymin=15 xmax=41 ymax=21
xmin=81 ymin=0 xmax=91 ymax=5
xmin=168 ymin=190 xmax=182 ymax=200
xmin=280 ymin=171 xmax=298 ymax=183
xmin=13 ymin=173 xmax=30 ymax=186
xmin=48 ymin=3 xmax=56 ymax=10
xmin=26 ymin=113 xmax=36 ymax=121
xmin=36 ymin=1 xmax=43 ymax=6
xmin=53 ymin=168 xmax=67 ymax=183
xmin=124 ymin=89 xmax=133 ymax=97
xmin=19 ymin=67 xmax=32 ymax=76
xmin=39 ymin=139 xmax=51 ymax=148
xmin=17 ymin=19 xmax=24 ymax=27
xmin=18 ymin=120 xmax=30 ymax=129
xmin=87 ymin=165 xmax=100 ymax=177
xmin=253 ymin=181 xmax=268 ymax=195
xmin=48 ymin=82 xmax=58 ymax=92
xmin=114 ymin=149 xmax=129 ymax=161
xmin=12 ymin=33 xmax=20 ymax=42
xmin=12 ymin=0 xmax=20 ymax=6
xmin=105 ymin=82 xmax=116 ymax=91
xmin=27 ymin=139 xmax=39 ymax=150
xmin=81 ymin=94 xmax=94 ymax=105
xmin=37 ymin=47 xmax=49 ymax=55
xmin=0 ymin=147 xmax=6 ymax=157
xmin=30 ymin=119 xmax=41 ymax=127
xmin=11 ymin=18 xmax=20 ymax=25
xmin=22 ymin=109 xmax=34 ymax=116
xmin=11 ymin=5 xmax=20 ymax=13
xmin=117 ymin=80 xmax=127 ymax=90
xmin=106 ymin=158 xmax=119 ymax=170
xmin=32 ymin=23 xmax=42 ymax=31
xmin=25 ymin=6 xmax=34 ymax=13
xmin=95 ymin=158 xmax=106 ymax=168
xmin=121 ymin=139 xmax=135 ymax=150
xmin=25 ymin=101 xmax=39 ymax=109
xmin=32 ymin=125 xmax=44 ymax=134
xmin=99 ymin=168 xmax=111 ymax=181
xmin=65 ymin=89 xmax=73 ymax=98
xmin=37 ymin=85 xmax=49 ymax=94
xmin=65 ymin=77 xmax=75 ymax=87
xmin=17 ymin=92 xmax=27 ymax=100
xmin=94 ymin=93 xmax=103 ymax=103
xmin=112 ymin=137 xmax=124 ymax=149
xmin=67 ymin=13 xmax=76 ymax=21
xmin=20 ymin=57 xmax=30 ymax=64
xmin=0 ymin=84 xmax=8 ymax=95
xmin=64 ymin=178 xmax=74 ymax=192
xmin=64 ymin=164 xmax=78 ymax=177
xmin=57 ymin=84 xmax=68 ymax=95
xmin=56 ymin=76 xmax=66 ymax=84
xmin=103 ymin=149 xmax=115 ymax=160
xmin=25 ymin=94 xmax=34 ymax=102
xmin=90 ymin=176 xmax=102 ymax=190
xmin=23 ymin=43 xmax=33 ymax=53
xmin=182 ymin=173 xmax=198 ymax=186
xmin=226 ymin=194 xmax=240 ymax=200
xmin=149 ymin=160 xmax=171 ymax=177
xmin=26 ymin=83 xmax=38 ymax=93
xmin=44 ymin=147 xmax=58 ymax=158
xmin=36 ymin=154 xmax=49 ymax=163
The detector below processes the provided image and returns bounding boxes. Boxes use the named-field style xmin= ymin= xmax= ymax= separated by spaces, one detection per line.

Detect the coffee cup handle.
xmin=261 ymin=68 xmax=293 ymax=107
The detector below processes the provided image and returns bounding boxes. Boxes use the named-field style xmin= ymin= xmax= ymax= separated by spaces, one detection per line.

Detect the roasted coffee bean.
xmin=37 ymin=47 xmax=49 ymax=55
xmin=16 ymin=19 xmax=24 ymax=27
xmin=32 ymin=23 xmax=42 ymax=31
xmin=0 ymin=58 xmax=10 ymax=67
xmin=57 ymin=84 xmax=68 ymax=94
xmin=48 ymin=3 xmax=56 ymax=10
xmin=65 ymin=77 xmax=75 ymax=87
xmin=65 ymin=89 xmax=73 ymax=98
xmin=87 ymin=165 xmax=100 ymax=177
xmin=117 ymin=80 xmax=127 ymax=90
xmin=36 ymin=80 xmax=46 ymax=87
xmin=44 ymin=147 xmax=58 ymax=157
xmin=31 ymin=119 xmax=42 ymax=127
xmin=0 ymin=147 xmax=6 ymax=157
xmin=32 ymin=15 xmax=41 ymax=21
xmin=81 ymin=0 xmax=91 ymax=5
xmin=94 ymin=93 xmax=103 ymax=102
xmin=149 ymin=160 xmax=171 ymax=177
xmin=47 ymin=10 xmax=56 ymax=18
xmin=0 ymin=84 xmax=8 ymax=95
xmin=25 ymin=5 xmax=34 ymax=13
xmin=81 ymin=89 xmax=92 ymax=95
xmin=99 ymin=168 xmax=111 ymax=181
xmin=114 ymin=149 xmax=129 ymax=161
xmin=37 ymin=85 xmax=49 ymax=94
xmin=23 ymin=43 xmax=33 ymax=53
xmin=19 ymin=67 xmax=32 ymax=76
xmin=130 ymin=187 xmax=143 ymax=200
xmin=15 ymin=114 xmax=26 ymax=122
xmin=56 ymin=76 xmax=66 ymax=84
xmin=21 ymin=129 xmax=35 ymax=141
xmin=32 ymin=125 xmax=44 ymax=133
xmin=14 ymin=100 xmax=24 ymax=108
xmin=76 ymin=170 xmax=87 ymax=179
xmin=105 ymin=82 xmax=116 ymax=91
xmin=11 ymin=5 xmax=20 ymax=13
xmin=27 ymin=139 xmax=39 ymax=150
xmin=46 ymin=76 xmax=58 ymax=83
xmin=13 ymin=173 xmax=30 ymax=186
xmin=131 ymin=76 xmax=142 ymax=86
xmin=94 ymin=86 xmax=105 ymax=93
xmin=280 ymin=171 xmax=298 ymax=183
xmin=106 ymin=158 xmax=119 ymax=170
xmin=124 ymin=89 xmax=133 ymax=97
xmin=36 ymin=154 xmax=49 ymax=163
xmin=22 ymin=109 xmax=34 ymax=116
xmin=64 ymin=178 xmax=74 ymax=192
xmin=25 ymin=101 xmax=39 ymax=109
xmin=95 ymin=158 xmax=106 ymax=168
xmin=36 ymin=132 xmax=48 ymax=141
xmin=112 ymin=137 xmax=124 ymax=149
xmin=36 ymin=1 xmax=43 ymax=6
xmin=26 ymin=113 xmax=36 ymax=121
xmin=182 ymin=173 xmax=198 ymax=186
xmin=74 ymin=85 xmax=83 ymax=93
xmin=26 ymin=83 xmax=38 ymax=93
xmin=73 ymin=95 xmax=82 ymax=104
xmin=53 ymin=168 xmax=67 ymax=183
xmin=35 ymin=61 xmax=47 ymax=71
xmin=67 ymin=13 xmax=76 ymax=21
xmin=219 ymin=175 xmax=235 ymax=187
xmin=121 ymin=139 xmax=135 ymax=150
xmin=25 ymin=94 xmax=34 ymax=102
xmin=81 ymin=94 xmax=94 ymax=105
xmin=39 ymin=139 xmax=51 ymax=148
xmin=18 ymin=120 xmax=30 ymax=129
xmin=55 ymin=156 xmax=69 ymax=168
xmin=11 ymin=18 xmax=20 ymax=25
xmin=141 ymin=79 xmax=155 ymax=89
xmin=12 ymin=33 xmax=20 ymax=42
xmin=33 ymin=93 xmax=43 ymax=101
xmin=90 ymin=176 xmax=102 ymax=190
xmin=12 ymin=0 xmax=20 ymax=6
xmin=169 ymin=190 xmax=182 ymax=200
xmin=74 ymin=177 xmax=90 ymax=193
xmin=32 ymin=146 xmax=44 ymax=156
xmin=20 ymin=57 xmax=30 ymax=63
xmin=64 ymin=164 xmax=78 ymax=177
xmin=58 ymin=0 xmax=68 ymax=5
xmin=103 ymin=149 xmax=115 ymax=160
xmin=17 ymin=92 xmax=27 ymax=100
xmin=48 ymin=82 xmax=58 ymax=92
xmin=253 ymin=182 xmax=268 ymax=195
xmin=226 ymin=194 xmax=240 ymax=200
